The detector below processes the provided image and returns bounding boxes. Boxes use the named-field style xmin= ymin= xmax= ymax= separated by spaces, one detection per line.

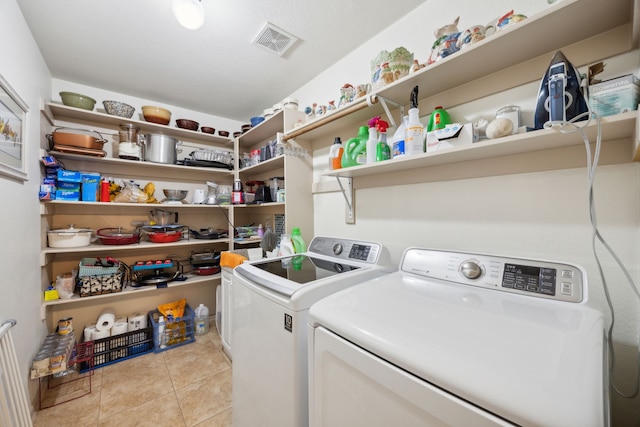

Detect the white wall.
xmin=1 ymin=0 xmax=53 ymax=412
xmin=294 ymin=0 xmax=640 ymax=424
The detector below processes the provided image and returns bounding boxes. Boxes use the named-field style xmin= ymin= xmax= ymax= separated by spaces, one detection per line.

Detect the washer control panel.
xmin=308 ymin=236 xmax=384 ymax=264
xmin=401 ymin=248 xmax=584 ymax=303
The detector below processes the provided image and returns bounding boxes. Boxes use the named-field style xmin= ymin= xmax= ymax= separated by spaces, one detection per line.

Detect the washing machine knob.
xmin=460 ymin=261 xmax=483 ymax=279
xmin=333 ymin=243 xmax=344 ymax=255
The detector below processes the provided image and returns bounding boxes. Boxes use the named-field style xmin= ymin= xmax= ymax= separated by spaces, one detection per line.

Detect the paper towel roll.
xmin=111 ymin=318 xmax=129 ymax=336
xmin=128 ymin=312 xmax=147 ymax=331
xmin=91 ymin=329 xmax=110 ymax=340
xmin=84 ymin=323 xmax=97 ymax=342
xmin=96 ymin=308 xmax=116 ymax=332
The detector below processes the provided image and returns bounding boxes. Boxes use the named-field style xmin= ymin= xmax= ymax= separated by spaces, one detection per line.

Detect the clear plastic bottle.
xmin=291 ymin=228 xmax=307 ymax=253
xmin=194 ymin=303 xmax=210 ymax=336
xmin=158 ymin=315 xmax=167 ymax=349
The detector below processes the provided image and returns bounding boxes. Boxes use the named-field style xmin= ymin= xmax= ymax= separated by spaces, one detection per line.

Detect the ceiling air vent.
xmin=252 ymin=22 xmax=298 ymax=56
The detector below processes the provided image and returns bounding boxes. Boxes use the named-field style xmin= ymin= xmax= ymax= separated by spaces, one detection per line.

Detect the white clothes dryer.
xmin=308 ymin=247 xmax=608 ymax=427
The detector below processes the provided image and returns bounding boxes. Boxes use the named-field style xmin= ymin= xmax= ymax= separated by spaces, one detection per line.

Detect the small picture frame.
xmin=0 ymin=73 xmax=29 ymax=181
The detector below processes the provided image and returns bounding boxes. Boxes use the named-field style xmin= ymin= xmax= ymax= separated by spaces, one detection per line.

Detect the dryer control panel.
xmin=401 ymin=248 xmax=585 ymax=303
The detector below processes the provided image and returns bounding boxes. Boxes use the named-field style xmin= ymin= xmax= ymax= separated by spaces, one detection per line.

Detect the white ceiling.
xmin=17 ymin=0 xmax=426 ymax=121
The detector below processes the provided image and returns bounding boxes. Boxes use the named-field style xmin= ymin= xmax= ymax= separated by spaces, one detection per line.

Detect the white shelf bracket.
xmin=376 ymin=95 xmax=405 ymax=129
xmin=335 ymin=176 xmax=355 ymax=224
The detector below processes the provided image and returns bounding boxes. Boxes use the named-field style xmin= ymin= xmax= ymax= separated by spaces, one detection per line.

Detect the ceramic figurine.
xmin=380 ymin=62 xmax=394 ymax=85
xmin=428 ymin=16 xmax=461 ymax=65
xmin=356 ymin=83 xmax=372 ymax=98
xmin=409 ymin=59 xmax=425 ymax=74
xmin=371 ymin=47 xmax=414 ymax=88
xmin=305 ymin=104 xmax=316 ymax=120
xmin=457 ymin=25 xmax=488 ymax=49
xmin=316 ymin=104 xmax=327 ymax=116
xmin=327 ymin=100 xmax=336 ymax=111
xmin=338 ymin=84 xmax=356 ymax=108
xmin=497 ymin=10 xmax=527 ymax=30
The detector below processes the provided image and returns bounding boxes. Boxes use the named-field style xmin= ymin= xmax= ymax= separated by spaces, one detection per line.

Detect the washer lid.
xmin=235 ymin=254 xmax=362 ymax=296
xmin=309 ymin=272 xmax=606 ymax=427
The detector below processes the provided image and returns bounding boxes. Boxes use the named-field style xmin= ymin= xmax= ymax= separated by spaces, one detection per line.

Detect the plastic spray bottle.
xmin=375 ymin=120 xmax=391 ymax=161
xmin=342 ymin=126 xmax=369 ymax=168
xmin=328 ymin=137 xmax=343 ymax=170
xmin=366 ymin=116 xmax=380 ymax=164
xmin=391 ymin=115 xmax=408 ymax=158
xmin=405 ymin=86 xmax=425 ymax=155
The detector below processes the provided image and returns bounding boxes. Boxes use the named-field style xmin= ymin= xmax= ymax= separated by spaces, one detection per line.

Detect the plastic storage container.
xmin=194 ymin=303 xmax=210 ymax=335
xmin=149 ymin=304 xmax=195 ymax=353
xmin=80 ymin=326 xmax=153 ymax=372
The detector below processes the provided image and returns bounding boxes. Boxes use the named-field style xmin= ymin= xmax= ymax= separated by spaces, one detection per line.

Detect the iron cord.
xmin=555 ymin=104 xmax=640 ymax=399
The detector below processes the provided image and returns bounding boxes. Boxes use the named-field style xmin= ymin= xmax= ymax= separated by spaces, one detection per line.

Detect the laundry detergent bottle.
xmin=291 ymin=227 xmax=307 ymax=253
xmin=427 ymin=106 xmax=452 ymax=132
xmin=328 ymin=137 xmax=343 ymax=170
xmin=342 ymin=126 xmax=369 ymax=168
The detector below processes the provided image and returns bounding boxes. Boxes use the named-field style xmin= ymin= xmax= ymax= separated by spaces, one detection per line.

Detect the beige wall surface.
xmin=298 ymin=1 xmax=640 ymax=425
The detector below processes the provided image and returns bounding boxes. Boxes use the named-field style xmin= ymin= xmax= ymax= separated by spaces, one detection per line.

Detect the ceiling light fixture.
xmin=172 ymin=0 xmax=205 ymax=30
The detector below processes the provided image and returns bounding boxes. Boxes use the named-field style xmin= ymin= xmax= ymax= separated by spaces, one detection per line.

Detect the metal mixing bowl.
xmin=163 ymin=189 xmax=188 ymax=201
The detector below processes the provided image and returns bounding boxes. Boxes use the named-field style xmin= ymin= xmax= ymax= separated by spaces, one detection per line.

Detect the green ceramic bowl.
xmin=59 ymin=92 xmax=96 ymax=111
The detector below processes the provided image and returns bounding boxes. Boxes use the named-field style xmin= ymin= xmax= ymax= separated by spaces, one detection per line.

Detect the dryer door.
xmin=309 ymin=326 xmax=515 ymax=427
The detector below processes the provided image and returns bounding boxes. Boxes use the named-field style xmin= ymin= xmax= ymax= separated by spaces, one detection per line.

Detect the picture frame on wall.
xmin=0 ymin=73 xmax=29 ymax=182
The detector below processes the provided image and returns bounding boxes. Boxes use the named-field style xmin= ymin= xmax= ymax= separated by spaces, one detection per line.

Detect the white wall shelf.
xmin=324 ymin=110 xmax=637 ymax=180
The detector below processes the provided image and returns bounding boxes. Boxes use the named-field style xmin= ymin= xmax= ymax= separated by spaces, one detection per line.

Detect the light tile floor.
xmin=33 ymin=326 xmax=232 ymax=427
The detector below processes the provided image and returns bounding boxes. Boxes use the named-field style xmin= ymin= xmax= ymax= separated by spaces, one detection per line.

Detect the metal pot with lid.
xmin=143 ymin=133 xmax=182 ymax=164
xmin=47 ymin=225 xmax=93 ymax=248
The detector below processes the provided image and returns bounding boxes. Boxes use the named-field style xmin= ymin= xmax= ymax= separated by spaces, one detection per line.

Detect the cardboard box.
xmin=426 ymin=123 xmax=474 ymax=152
xmin=589 ymin=74 xmax=640 ymax=118
xmin=81 ymin=172 xmax=101 ymax=183
xmin=81 ymin=182 xmax=99 ymax=202
xmin=56 ymin=181 xmax=81 ymax=191
xmin=55 ymin=190 xmax=80 ymax=201
xmin=56 ymin=169 xmax=82 ymax=183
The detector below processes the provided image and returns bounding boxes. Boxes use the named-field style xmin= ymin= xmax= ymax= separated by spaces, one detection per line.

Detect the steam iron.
xmin=534 ymin=51 xmax=589 ymax=129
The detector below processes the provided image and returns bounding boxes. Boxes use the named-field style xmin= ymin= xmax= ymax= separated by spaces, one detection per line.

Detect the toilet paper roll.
xmin=111 ymin=319 xmax=129 ymax=336
xmin=128 ymin=312 xmax=147 ymax=331
xmin=96 ymin=308 xmax=116 ymax=332
xmin=84 ymin=324 xmax=97 ymax=342
xmin=91 ymin=329 xmax=110 ymax=340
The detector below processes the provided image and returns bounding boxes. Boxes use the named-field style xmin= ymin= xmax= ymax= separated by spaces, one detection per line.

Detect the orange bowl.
xmin=141 ymin=106 xmax=171 ymax=125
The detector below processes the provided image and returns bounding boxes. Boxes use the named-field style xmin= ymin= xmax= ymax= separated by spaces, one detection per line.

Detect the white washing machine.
xmin=232 ymin=236 xmax=392 ymax=427
xmin=308 ymin=247 xmax=609 ymax=427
